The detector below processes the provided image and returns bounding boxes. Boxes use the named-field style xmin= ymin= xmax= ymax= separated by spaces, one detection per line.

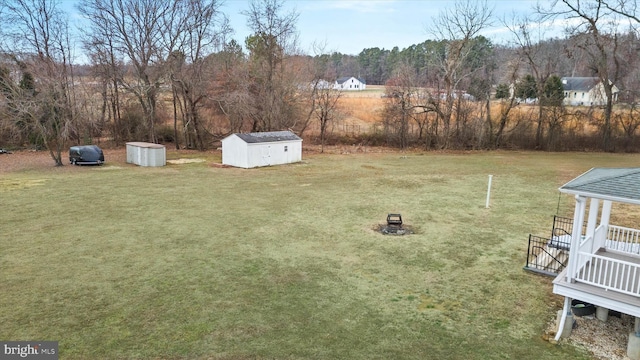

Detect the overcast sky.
xmin=61 ymin=0 xmax=557 ymax=58
xmin=221 ymin=0 xmax=548 ymax=55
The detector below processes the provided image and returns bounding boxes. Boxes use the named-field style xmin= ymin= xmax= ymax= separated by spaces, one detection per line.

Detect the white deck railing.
xmin=568 ymin=225 xmax=640 ymax=296
xmin=575 ymin=251 xmax=640 ymax=297
xmin=606 ymin=225 xmax=640 ymax=255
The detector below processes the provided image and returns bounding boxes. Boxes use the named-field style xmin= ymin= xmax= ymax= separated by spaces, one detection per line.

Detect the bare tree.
xmin=493 ymin=60 xmax=520 ymax=148
xmin=539 ymin=0 xmax=624 ymax=151
xmin=78 ymin=0 xmax=180 ymax=143
xmin=300 ymin=42 xmax=344 ymax=152
xmin=242 ymin=0 xmax=301 ymax=132
xmin=313 ymin=85 xmax=342 ymax=153
xmin=602 ymin=0 xmax=640 ymax=23
xmin=209 ymin=40 xmax=253 ymax=134
xmin=382 ymin=63 xmax=420 ymax=149
xmin=83 ymin=14 xmax=125 ymax=143
xmin=0 ymin=0 xmax=76 ymax=166
xmin=504 ymin=13 xmax=559 ymax=148
xmin=167 ymin=0 xmax=230 ymax=150
xmin=426 ymin=0 xmax=493 ymax=148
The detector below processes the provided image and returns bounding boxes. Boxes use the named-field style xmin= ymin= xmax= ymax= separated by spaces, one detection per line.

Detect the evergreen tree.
xmin=542 ymin=75 xmax=564 ymax=106
xmin=495 ymin=83 xmax=510 ymax=99
xmin=515 ymin=75 xmax=537 ymax=100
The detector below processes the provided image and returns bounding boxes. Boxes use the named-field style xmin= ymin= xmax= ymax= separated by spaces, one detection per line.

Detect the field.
xmin=3 ymin=148 xmax=640 ymax=359
xmin=326 ymin=86 xmax=606 ymax=144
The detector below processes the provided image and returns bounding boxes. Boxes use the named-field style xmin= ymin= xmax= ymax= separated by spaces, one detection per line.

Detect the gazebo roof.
xmin=559 ymin=168 xmax=640 ymax=205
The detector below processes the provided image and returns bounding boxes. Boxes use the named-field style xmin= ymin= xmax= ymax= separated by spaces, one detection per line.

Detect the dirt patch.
xmin=0 ymin=147 xmax=220 ymax=174
xmin=167 ymin=158 xmax=206 ymax=164
xmin=0 ymin=148 xmax=127 ymax=174
xmin=210 ymin=163 xmax=232 ymax=168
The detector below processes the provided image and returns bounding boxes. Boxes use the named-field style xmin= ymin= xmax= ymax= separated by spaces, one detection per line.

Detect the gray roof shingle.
xmin=234 ymin=131 xmax=302 ymax=144
xmin=559 ymin=168 xmax=640 ymax=203
xmin=561 ymin=77 xmax=600 ymax=92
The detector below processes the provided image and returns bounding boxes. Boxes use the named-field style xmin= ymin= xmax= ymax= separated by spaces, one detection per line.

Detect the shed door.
xmin=261 ymin=145 xmax=271 ymax=166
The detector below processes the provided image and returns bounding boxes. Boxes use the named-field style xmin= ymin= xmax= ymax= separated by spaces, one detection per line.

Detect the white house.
xmin=334 ymin=76 xmax=366 ymax=91
xmin=552 ymin=168 xmax=640 ymax=358
xmin=562 ymin=77 xmax=619 ymax=106
xmin=221 ymin=131 xmax=302 ymax=169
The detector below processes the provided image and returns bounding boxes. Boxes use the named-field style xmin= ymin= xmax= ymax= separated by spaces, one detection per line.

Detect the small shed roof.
xmin=559 ymin=168 xmax=640 ymax=205
xmin=126 ymin=142 xmax=165 ymax=149
xmin=233 ymin=131 xmax=301 ymax=144
xmin=561 ymin=77 xmax=600 ymax=91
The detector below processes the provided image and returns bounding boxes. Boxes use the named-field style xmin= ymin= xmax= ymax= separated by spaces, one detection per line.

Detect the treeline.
xmin=1 ymin=0 xmax=640 ymax=165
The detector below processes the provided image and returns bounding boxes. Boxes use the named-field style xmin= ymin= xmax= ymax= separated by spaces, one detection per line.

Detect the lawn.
xmin=2 ymin=149 xmax=639 ymax=359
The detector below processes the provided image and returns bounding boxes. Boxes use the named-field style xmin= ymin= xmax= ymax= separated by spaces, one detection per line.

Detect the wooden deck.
xmin=553 ymin=249 xmax=640 ymax=317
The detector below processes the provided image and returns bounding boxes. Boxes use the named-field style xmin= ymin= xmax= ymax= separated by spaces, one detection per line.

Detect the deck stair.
xmin=524 ymin=216 xmax=581 ymax=276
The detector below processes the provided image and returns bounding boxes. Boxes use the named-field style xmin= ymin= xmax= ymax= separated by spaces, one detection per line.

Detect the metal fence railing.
xmin=525 ymin=234 xmax=570 ymax=276
xmin=524 ymin=216 xmax=584 ymax=276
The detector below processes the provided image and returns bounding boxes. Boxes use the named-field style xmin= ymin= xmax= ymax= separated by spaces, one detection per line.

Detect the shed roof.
xmin=126 ymin=142 xmax=165 ymax=149
xmin=559 ymin=168 xmax=640 ymax=205
xmin=233 ymin=131 xmax=301 ymax=144
xmin=561 ymin=77 xmax=600 ymax=91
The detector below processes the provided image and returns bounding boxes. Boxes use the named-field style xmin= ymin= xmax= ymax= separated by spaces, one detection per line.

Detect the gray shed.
xmin=126 ymin=142 xmax=166 ymax=167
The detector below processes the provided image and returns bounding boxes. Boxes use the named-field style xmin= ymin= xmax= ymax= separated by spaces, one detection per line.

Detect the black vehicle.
xmin=69 ymin=145 xmax=104 ymax=165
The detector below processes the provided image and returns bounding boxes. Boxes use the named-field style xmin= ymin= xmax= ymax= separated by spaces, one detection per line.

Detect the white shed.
xmin=126 ymin=142 xmax=166 ymax=167
xmin=221 ymin=131 xmax=302 ymax=169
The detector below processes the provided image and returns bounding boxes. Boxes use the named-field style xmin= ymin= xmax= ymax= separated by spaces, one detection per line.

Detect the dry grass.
xmin=334 ymin=90 xmax=627 ymax=139
xmin=3 ymin=149 xmax=640 ymax=359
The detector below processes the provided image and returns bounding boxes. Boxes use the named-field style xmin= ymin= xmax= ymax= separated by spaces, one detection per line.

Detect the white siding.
xmin=222 ymin=134 xmax=302 ymax=169
xmin=334 ymin=77 xmax=366 ymax=91
xmin=563 ymin=81 xmax=619 ymax=106
xmin=245 ymin=140 xmax=302 ymax=168
xmin=221 ymin=135 xmax=249 ymax=168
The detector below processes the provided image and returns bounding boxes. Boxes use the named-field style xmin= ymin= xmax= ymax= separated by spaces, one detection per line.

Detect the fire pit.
xmin=387 ymin=213 xmax=402 ymax=227
xmin=378 ymin=213 xmax=413 ymax=235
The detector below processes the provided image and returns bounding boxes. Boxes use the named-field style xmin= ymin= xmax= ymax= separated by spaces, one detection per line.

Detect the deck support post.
xmin=595 ymin=306 xmax=608 ymax=322
xmin=628 ymin=318 xmax=640 ymax=360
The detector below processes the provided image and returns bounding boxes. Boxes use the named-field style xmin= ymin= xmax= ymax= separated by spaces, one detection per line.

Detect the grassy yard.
xmin=2 ymin=150 xmax=639 ymax=359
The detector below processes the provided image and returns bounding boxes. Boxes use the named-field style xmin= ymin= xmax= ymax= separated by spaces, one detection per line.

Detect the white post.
xmin=567 ymin=195 xmax=587 ymax=282
xmin=587 ymin=198 xmax=600 ymax=253
xmin=601 ymin=200 xmax=612 ymax=227
xmin=485 ymin=175 xmax=493 ymax=209
xmin=586 ymin=198 xmax=599 ymax=238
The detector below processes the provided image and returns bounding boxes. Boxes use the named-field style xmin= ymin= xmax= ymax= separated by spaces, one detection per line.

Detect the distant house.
xmin=221 ymin=131 xmax=302 ymax=169
xmin=312 ymin=79 xmax=332 ymax=90
xmin=435 ymin=90 xmax=476 ymax=102
xmin=334 ymin=76 xmax=366 ymax=91
xmin=562 ymin=77 xmax=619 ymax=106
